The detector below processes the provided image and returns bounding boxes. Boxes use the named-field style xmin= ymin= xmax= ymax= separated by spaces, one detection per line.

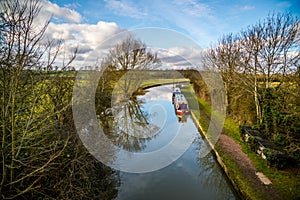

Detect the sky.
xmin=36 ymin=0 xmax=300 ymax=69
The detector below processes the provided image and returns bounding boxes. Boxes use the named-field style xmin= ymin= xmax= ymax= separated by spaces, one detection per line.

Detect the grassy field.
xmin=181 ymin=84 xmax=300 ymax=200
xmin=140 ymin=78 xmax=189 ymax=88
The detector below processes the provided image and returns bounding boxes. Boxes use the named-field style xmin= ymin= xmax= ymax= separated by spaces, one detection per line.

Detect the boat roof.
xmin=173 ymin=87 xmax=181 ymax=93
xmin=175 ymin=94 xmax=188 ymax=103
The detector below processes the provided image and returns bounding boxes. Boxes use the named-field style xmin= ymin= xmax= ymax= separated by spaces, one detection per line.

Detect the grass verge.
xmin=182 ymin=84 xmax=300 ymax=200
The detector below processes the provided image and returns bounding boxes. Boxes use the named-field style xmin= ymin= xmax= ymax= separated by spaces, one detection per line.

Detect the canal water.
xmin=112 ymin=84 xmax=238 ymax=200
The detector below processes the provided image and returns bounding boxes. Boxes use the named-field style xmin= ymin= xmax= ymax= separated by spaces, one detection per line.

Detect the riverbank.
xmin=181 ymin=84 xmax=300 ymax=200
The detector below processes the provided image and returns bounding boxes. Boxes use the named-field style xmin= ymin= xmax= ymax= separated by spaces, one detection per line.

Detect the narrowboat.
xmin=172 ymin=87 xmax=181 ymax=103
xmin=173 ymin=94 xmax=189 ymax=115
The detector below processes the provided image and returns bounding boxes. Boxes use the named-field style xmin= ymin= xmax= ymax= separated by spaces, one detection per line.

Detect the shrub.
xmin=248 ymin=136 xmax=259 ymax=152
xmin=262 ymin=148 xmax=294 ymax=169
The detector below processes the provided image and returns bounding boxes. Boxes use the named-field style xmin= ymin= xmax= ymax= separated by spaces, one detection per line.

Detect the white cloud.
xmin=156 ymin=46 xmax=205 ymax=69
xmin=104 ymin=0 xmax=147 ymax=19
xmin=173 ymin=0 xmax=210 ymax=17
xmin=28 ymin=1 xmax=133 ymax=68
xmin=148 ymin=0 xmax=217 ymax=47
xmin=277 ymin=1 xmax=292 ymax=8
xmin=45 ymin=21 xmax=122 ymax=48
xmin=35 ymin=0 xmax=207 ymax=69
xmin=64 ymin=2 xmax=81 ymax=10
xmin=32 ymin=0 xmax=82 ymax=32
xmin=40 ymin=0 xmax=82 ymax=23
xmin=43 ymin=21 xmax=125 ymax=67
xmin=240 ymin=5 xmax=255 ymax=11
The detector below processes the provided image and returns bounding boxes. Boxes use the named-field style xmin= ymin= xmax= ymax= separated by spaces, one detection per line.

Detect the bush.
xmin=248 ymin=136 xmax=260 ymax=152
xmin=262 ymin=148 xmax=294 ymax=169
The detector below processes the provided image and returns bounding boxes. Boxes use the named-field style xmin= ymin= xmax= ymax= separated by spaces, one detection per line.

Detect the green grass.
xmin=244 ymin=143 xmax=300 ymax=199
xmin=223 ymin=119 xmax=300 ymax=199
xmin=181 ymin=84 xmax=300 ymax=200
xmin=216 ymin=149 xmax=262 ymax=199
xmin=140 ymin=78 xmax=189 ymax=88
xmin=181 ymin=85 xmax=209 ymax=131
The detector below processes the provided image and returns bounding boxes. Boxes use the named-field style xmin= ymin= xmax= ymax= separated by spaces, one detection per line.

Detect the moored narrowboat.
xmin=173 ymin=94 xmax=189 ymax=115
xmin=172 ymin=87 xmax=181 ymax=103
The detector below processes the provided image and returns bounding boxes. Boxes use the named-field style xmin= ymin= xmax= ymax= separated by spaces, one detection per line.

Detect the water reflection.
xmin=105 ymin=98 xmax=162 ymax=152
xmin=116 ymin=133 xmax=237 ymax=200
xmin=177 ymin=114 xmax=188 ymax=123
xmin=113 ymin=84 xmax=238 ymax=199
xmin=193 ymin=137 xmax=237 ymax=199
xmin=101 ymin=83 xmax=186 ymax=153
xmin=103 ymin=71 xmax=164 ymax=152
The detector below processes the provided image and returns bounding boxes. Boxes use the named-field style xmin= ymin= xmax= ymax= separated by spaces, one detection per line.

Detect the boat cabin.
xmin=174 ymin=94 xmax=189 ymax=115
xmin=172 ymin=87 xmax=181 ymax=103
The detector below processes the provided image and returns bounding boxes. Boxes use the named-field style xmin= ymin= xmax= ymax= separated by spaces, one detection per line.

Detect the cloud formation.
xmin=44 ymin=21 xmax=124 ymax=67
xmin=35 ymin=1 xmax=126 ymax=68
xmin=173 ymin=0 xmax=210 ymax=17
xmin=104 ymin=0 xmax=147 ymax=19
xmin=36 ymin=1 xmax=205 ymax=69
xmin=241 ymin=5 xmax=255 ymax=11
xmin=39 ymin=0 xmax=82 ymax=23
xmin=157 ymin=46 xmax=204 ymax=69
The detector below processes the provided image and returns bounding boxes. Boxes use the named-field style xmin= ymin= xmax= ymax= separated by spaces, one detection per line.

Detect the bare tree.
xmin=239 ymin=23 xmax=265 ymax=124
xmin=205 ymin=33 xmax=242 ymax=115
xmin=95 ymin=36 xmax=161 ymax=154
xmin=106 ymin=36 xmax=160 ymax=101
xmin=0 ymin=0 xmax=82 ymax=198
xmin=108 ymin=36 xmax=160 ymax=71
xmin=240 ymin=12 xmax=299 ymax=125
xmin=205 ymin=12 xmax=300 ymax=157
xmin=207 ymin=12 xmax=299 ymax=125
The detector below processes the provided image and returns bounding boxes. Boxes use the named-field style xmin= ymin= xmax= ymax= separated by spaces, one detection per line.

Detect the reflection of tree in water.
xmin=94 ymin=35 xmax=161 ymax=153
xmin=193 ymin=137 xmax=235 ymax=199
xmin=96 ymin=70 xmax=161 ymax=152
xmin=99 ymin=98 xmax=160 ymax=152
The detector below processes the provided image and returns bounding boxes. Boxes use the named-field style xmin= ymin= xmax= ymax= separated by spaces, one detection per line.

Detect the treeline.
xmin=181 ymin=12 xmax=300 ymax=162
xmin=0 ymin=0 xmax=119 ymax=199
xmin=0 ymin=0 xmax=161 ymax=197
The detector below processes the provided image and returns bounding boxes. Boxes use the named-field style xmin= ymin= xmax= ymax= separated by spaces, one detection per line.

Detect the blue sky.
xmin=38 ymin=0 xmax=300 ymax=68
xmin=48 ymin=0 xmax=300 ymax=46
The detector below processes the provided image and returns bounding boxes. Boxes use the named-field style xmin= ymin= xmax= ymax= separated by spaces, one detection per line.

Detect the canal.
xmin=110 ymin=84 xmax=238 ymax=200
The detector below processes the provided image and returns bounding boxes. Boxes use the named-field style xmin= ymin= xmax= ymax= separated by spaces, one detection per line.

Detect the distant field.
xmin=140 ymin=78 xmax=190 ymax=88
